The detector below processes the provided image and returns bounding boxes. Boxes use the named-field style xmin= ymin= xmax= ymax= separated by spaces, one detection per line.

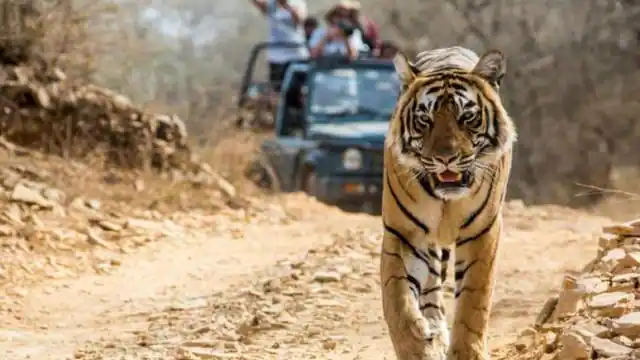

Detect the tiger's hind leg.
xmin=380 ymin=229 xmax=449 ymax=360
xmin=448 ymin=218 xmax=501 ymax=360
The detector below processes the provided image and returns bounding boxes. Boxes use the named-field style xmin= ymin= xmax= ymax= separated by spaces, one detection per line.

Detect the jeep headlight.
xmin=342 ymin=148 xmax=363 ymax=170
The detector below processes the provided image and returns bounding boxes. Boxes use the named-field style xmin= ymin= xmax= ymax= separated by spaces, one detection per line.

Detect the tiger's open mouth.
xmin=432 ymin=170 xmax=473 ymax=188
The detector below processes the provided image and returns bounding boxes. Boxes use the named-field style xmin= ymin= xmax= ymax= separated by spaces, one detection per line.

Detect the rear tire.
xmin=246 ymin=154 xmax=281 ymax=193
xmin=302 ymin=168 xmax=318 ymax=198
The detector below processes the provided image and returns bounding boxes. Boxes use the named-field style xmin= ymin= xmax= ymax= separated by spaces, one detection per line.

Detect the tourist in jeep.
xmin=308 ymin=2 xmax=367 ymax=60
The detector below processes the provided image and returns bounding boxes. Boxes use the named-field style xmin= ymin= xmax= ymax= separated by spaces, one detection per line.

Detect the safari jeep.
xmin=246 ymin=56 xmax=400 ymax=214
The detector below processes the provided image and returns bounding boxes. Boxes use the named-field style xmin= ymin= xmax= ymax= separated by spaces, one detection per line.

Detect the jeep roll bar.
xmin=237 ymin=41 xmax=308 ymax=109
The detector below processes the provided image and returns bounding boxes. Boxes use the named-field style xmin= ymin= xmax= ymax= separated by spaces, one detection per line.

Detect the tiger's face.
xmin=389 ymin=50 xmax=516 ymax=200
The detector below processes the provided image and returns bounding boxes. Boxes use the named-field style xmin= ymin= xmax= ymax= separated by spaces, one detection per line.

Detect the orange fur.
xmin=380 ymin=47 xmax=516 ymax=360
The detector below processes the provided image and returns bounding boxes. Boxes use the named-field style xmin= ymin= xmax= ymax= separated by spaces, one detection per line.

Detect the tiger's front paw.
xmin=403 ymin=316 xmax=449 ymax=360
xmin=420 ymin=317 xmax=450 ymax=348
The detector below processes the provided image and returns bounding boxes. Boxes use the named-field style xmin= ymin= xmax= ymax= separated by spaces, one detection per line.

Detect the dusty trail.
xmin=0 ymin=197 xmax=370 ymax=359
xmin=0 ymin=197 xmax=613 ymax=360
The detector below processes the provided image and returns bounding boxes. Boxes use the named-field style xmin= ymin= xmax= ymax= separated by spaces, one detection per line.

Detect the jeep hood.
xmin=307 ymin=121 xmax=388 ymax=144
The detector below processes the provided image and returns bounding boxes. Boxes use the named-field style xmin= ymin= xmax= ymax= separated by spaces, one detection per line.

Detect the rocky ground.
xmin=0 ymin=146 xmax=619 ymax=359
xmin=0 ymin=137 xmax=241 ymax=307
xmin=496 ymin=220 xmax=640 ymax=360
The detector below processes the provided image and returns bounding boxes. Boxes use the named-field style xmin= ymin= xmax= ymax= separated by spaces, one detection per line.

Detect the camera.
xmin=336 ymin=20 xmax=355 ymax=37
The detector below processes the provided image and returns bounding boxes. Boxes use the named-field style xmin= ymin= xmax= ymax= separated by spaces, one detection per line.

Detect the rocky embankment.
xmin=0 ymin=63 xmax=196 ymax=172
xmin=500 ymin=220 xmax=640 ymax=360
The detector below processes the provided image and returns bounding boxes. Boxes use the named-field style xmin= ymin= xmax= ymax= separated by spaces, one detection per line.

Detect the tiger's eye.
xmin=417 ymin=114 xmax=432 ymax=128
xmin=459 ymin=112 xmax=475 ymax=123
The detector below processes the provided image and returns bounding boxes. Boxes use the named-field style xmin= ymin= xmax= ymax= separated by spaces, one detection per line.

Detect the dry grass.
xmin=191 ymin=122 xmax=271 ymax=195
xmin=583 ymin=168 xmax=640 ymax=221
xmin=0 ymin=137 xmax=259 ymax=216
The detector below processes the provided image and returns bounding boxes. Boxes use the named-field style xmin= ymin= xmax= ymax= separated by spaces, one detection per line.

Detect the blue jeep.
xmin=246 ymin=54 xmax=400 ymax=214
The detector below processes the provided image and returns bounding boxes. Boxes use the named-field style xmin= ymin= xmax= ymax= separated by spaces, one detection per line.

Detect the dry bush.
xmin=191 ymin=120 xmax=271 ymax=196
xmin=0 ymin=0 xmax=196 ymax=174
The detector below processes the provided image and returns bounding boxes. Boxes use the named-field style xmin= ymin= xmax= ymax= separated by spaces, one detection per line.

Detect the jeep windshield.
xmin=308 ymin=67 xmax=400 ymax=121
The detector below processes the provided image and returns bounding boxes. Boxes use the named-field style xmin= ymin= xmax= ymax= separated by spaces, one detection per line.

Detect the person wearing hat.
xmin=308 ymin=2 xmax=367 ymax=60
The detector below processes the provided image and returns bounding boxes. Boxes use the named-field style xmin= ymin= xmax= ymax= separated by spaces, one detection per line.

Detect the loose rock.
xmin=503 ymin=218 xmax=640 ymax=359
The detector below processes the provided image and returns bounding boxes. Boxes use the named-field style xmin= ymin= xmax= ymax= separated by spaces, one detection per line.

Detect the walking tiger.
xmin=380 ymin=46 xmax=516 ymax=360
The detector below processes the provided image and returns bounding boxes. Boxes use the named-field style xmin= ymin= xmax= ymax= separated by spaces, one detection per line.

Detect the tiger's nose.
xmin=433 ymin=153 xmax=459 ymax=164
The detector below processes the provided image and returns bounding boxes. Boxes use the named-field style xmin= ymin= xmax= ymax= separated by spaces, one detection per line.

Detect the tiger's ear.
xmin=472 ymin=50 xmax=506 ymax=87
xmin=393 ymin=52 xmax=418 ymax=85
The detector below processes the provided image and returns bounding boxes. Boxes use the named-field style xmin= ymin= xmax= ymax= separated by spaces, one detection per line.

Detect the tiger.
xmin=380 ymin=46 xmax=517 ymax=360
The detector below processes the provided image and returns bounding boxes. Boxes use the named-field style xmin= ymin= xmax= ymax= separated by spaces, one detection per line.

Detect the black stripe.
xmin=440 ymin=248 xmax=450 ymax=283
xmin=417 ymin=172 xmax=440 ymax=199
xmin=421 ymin=285 xmax=442 ymax=296
xmin=423 ymin=74 xmax=466 ymax=86
xmin=456 ymin=215 xmax=498 ymax=247
xmin=420 ymin=302 xmax=442 ymax=311
xmin=454 ymin=260 xmax=478 ymax=298
xmin=410 ymin=287 xmax=418 ymax=298
xmin=477 ymin=143 xmax=492 ymax=157
xmin=384 ymin=275 xmax=420 ymax=298
xmin=422 ymin=69 xmax=468 ymax=78
xmin=383 ymin=250 xmax=403 ymax=261
xmin=490 ymin=103 xmax=500 ymax=145
xmin=381 ymin=252 xmax=423 ymax=295
xmin=454 ymin=260 xmax=477 ymax=281
xmin=482 ymin=96 xmax=500 ymax=148
xmin=449 ymin=82 xmax=467 ymax=91
xmin=384 ymin=224 xmax=439 ymax=277
xmin=453 ymin=90 xmax=469 ymax=99
xmin=441 ymin=269 xmax=449 ymax=283
xmin=455 ymin=286 xmax=468 ymax=299
xmin=424 ymin=86 xmax=443 ymax=95
xmin=407 ymin=274 xmax=422 ymax=294
xmin=386 ymin=173 xmax=430 ymax=234
xmin=441 ymin=249 xmax=450 ymax=262
xmin=398 ymin=99 xmax=408 ymax=150
xmin=483 ymin=104 xmax=491 ymax=133
xmin=461 ymin=173 xmax=496 ymax=229
xmin=440 ymin=268 xmax=448 ymax=284
xmin=407 ymin=99 xmax=420 ymax=138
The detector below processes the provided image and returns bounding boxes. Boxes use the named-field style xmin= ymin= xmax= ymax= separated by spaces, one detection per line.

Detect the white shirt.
xmin=266 ymin=0 xmax=309 ymax=64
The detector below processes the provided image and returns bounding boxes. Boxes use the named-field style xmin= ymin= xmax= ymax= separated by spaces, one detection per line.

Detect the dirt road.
xmin=0 ymin=196 xmax=613 ymax=360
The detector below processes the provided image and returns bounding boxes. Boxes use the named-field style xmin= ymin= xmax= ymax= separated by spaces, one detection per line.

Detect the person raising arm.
xmin=248 ymin=0 xmax=309 ymax=93
xmin=250 ymin=0 xmax=268 ymax=14
xmin=250 ymin=0 xmax=304 ymax=26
